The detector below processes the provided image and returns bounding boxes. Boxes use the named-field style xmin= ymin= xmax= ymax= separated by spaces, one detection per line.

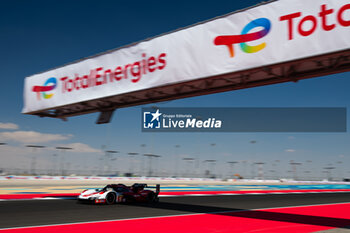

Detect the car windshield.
xmin=102 ymin=185 xmax=113 ymax=191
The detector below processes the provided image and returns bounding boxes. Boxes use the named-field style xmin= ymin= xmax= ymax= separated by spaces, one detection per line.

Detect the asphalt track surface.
xmin=1 ymin=192 xmax=350 ymax=229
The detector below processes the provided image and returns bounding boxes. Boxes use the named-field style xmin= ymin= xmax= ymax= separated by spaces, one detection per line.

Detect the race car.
xmin=77 ymin=183 xmax=160 ymax=204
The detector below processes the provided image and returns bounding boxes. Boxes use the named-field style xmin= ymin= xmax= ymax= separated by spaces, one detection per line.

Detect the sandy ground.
xmin=0 ymin=179 xmax=307 ymax=194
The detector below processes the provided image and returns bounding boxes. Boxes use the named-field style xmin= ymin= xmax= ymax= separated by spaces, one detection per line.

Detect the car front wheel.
xmin=105 ymin=193 xmax=116 ymax=205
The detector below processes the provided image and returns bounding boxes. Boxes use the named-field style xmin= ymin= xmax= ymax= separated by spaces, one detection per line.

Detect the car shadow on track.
xmin=134 ymin=201 xmax=350 ymax=229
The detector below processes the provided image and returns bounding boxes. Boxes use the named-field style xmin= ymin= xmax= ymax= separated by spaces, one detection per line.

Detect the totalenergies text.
xmin=280 ymin=3 xmax=350 ymax=40
xmin=60 ymin=53 xmax=166 ymax=93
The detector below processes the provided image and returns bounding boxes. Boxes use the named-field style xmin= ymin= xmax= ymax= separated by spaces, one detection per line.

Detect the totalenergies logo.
xmin=32 ymin=77 xmax=57 ymax=100
xmin=214 ymin=18 xmax=271 ymax=57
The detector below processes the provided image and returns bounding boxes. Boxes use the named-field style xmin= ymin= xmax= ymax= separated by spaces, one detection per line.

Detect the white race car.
xmin=78 ymin=183 xmax=160 ymax=204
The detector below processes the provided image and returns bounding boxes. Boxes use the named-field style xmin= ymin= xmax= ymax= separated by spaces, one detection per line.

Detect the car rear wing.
xmin=132 ymin=183 xmax=160 ymax=195
xmin=147 ymin=184 xmax=160 ymax=196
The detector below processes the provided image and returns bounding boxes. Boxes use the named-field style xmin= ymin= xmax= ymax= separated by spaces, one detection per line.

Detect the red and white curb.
xmin=1 ymin=202 xmax=350 ymax=232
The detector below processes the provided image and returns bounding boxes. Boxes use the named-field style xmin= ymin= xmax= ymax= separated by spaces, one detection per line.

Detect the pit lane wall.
xmin=0 ymin=176 xmax=228 ymax=182
xmin=23 ymin=0 xmax=350 ymax=114
xmin=1 ymin=176 xmax=349 ymax=185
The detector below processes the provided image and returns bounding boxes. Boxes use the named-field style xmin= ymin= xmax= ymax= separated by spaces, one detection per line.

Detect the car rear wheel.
xmin=147 ymin=192 xmax=155 ymax=202
xmin=122 ymin=195 xmax=134 ymax=203
xmin=106 ymin=193 xmax=116 ymax=205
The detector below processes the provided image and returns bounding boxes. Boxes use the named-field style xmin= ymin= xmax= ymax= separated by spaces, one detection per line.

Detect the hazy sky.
xmin=0 ymin=0 xmax=349 ymax=179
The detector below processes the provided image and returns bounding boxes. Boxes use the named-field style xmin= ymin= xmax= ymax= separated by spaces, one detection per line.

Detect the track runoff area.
xmin=1 ymin=185 xmax=350 ymax=232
